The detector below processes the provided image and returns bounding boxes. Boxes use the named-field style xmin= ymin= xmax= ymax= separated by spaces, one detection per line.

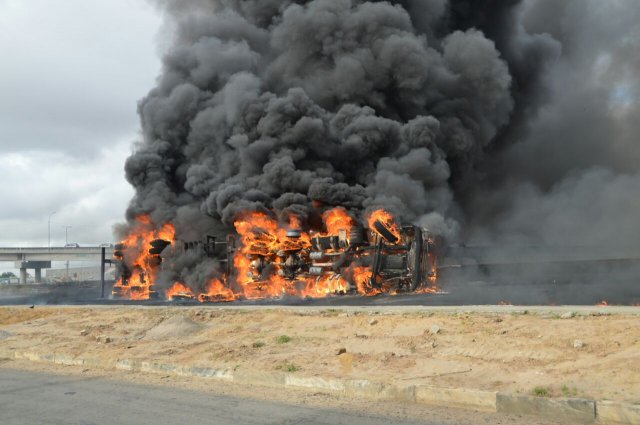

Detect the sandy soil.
xmin=0 ymin=306 xmax=638 ymax=403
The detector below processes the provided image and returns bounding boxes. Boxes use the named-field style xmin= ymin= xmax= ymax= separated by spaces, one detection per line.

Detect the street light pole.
xmin=62 ymin=225 xmax=72 ymax=245
xmin=47 ymin=211 xmax=56 ymax=250
xmin=62 ymin=225 xmax=72 ymax=278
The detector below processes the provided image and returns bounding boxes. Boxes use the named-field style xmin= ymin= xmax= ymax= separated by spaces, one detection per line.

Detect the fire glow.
xmin=367 ymin=209 xmax=401 ymax=243
xmin=232 ymin=208 xmax=354 ymax=299
xmin=111 ymin=215 xmax=175 ymax=301
xmin=165 ymin=282 xmax=194 ymax=300
xmin=112 ymin=207 xmax=438 ymax=302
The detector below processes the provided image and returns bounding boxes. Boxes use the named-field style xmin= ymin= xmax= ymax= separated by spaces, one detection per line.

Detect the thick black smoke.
xmin=465 ymin=0 xmax=640 ymax=247
xmin=124 ymin=0 xmax=520 ymax=235
xmin=120 ymin=0 xmax=640 ymax=290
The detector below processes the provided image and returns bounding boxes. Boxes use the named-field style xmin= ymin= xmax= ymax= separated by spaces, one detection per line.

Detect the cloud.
xmin=0 ymin=141 xmax=134 ymax=246
xmin=0 ymin=0 xmax=161 ymax=274
xmin=0 ymin=0 xmax=162 ymax=157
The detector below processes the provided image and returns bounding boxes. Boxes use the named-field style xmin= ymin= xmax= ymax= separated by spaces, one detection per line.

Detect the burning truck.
xmin=112 ymin=208 xmax=438 ymax=302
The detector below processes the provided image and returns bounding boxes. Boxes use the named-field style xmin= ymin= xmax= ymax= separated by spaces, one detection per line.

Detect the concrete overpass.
xmin=0 ymin=247 xmax=111 ymax=284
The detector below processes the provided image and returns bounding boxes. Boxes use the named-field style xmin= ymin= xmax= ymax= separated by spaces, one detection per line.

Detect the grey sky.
xmin=0 ymin=0 xmax=162 ymax=252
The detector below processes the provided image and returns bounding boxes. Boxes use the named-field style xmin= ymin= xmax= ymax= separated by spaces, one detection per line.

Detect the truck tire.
xmin=373 ymin=220 xmax=399 ymax=244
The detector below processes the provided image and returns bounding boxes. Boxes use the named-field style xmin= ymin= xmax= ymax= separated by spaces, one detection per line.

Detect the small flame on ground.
xmin=303 ymin=274 xmax=347 ymax=297
xmin=165 ymin=282 xmax=194 ymax=300
xmin=197 ymin=278 xmax=235 ymax=302
xmin=414 ymin=286 xmax=438 ymax=294
xmin=596 ymin=300 xmax=609 ymax=307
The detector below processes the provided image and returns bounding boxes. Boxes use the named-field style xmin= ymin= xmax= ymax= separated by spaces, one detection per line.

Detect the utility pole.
xmin=62 ymin=225 xmax=72 ymax=279
xmin=62 ymin=225 xmax=72 ymax=245
xmin=101 ymin=247 xmax=106 ymax=298
xmin=47 ymin=211 xmax=56 ymax=250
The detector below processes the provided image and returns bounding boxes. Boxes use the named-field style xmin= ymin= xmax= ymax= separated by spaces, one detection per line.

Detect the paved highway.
xmin=0 ymin=369 xmax=446 ymax=425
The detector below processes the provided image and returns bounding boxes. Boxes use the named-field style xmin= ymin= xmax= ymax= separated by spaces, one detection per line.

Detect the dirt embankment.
xmin=0 ymin=306 xmax=638 ymax=403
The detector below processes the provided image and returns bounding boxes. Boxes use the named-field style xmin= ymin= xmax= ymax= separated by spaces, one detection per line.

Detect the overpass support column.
xmin=15 ymin=261 xmax=51 ymax=285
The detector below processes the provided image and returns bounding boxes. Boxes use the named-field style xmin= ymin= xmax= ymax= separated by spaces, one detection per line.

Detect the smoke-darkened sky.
xmin=0 ymin=0 xmax=162 ymax=251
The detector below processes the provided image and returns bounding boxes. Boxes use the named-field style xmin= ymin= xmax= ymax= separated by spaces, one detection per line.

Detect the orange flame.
xmin=414 ymin=286 xmax=438 ymax=294
xmin=288 ymin=214 xmax=302 ymax=230
xmin=231 ymin=211 xmax=308 ymax=298
xmin=348 ymin=265 xmax=380 ymax=295
xmin=197 ymin=278 xmax=235 ymax=302
xmin=428 ymin=253 xmax=438 ymax=285
xmin=596 ymin=300 xmax=609 ymax=307
xmin=165 ymin=282 xmax=194 ymax=300
xmin=302 ymin=274 xmax=347 ymax=297
xmin=323 ymin=207 xmax=353 ymax=235
xmin=112 ymin=215 xmax=175 ymax=300
xmin=114 ymin=207 xmax=438 ymax=302
xmin=367 ymin=209 xmax=400 ymax=242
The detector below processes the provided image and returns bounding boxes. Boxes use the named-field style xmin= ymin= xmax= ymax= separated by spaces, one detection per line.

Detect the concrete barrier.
xmin=10 ymin=350 xmax=640 ymax=424
xmin=343 ymin=379 xmax=416 ymax=402
xmin=285 ymin=375 xmax=345 ymax=392
xmin=597 ymin=400 xmax=640 ymax=425
xmin=234 ymin=369 xmax=286 ymax=387
xmin=416 ymin=386 xmax=497 ymax=412
xmin=497 ymin=393 xmax=595 ymax=423
xmin=141 ymin=361 xmax=178 ymax=374
xmin=189 ymin=366 xmax=233 ymax=381
xmin=115 ymin=359 xmax=139 ymax=371
xmin=53 ymin=353 xmax=83 ymax=366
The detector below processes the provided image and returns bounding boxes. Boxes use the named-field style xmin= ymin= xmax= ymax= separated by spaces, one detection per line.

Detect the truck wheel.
xmin=373 ymin=220 xmax=399 ymax=244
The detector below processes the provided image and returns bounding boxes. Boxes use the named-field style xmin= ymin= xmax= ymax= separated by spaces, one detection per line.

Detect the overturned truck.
xmin=112 ymin=209 xmax=438 ymax=301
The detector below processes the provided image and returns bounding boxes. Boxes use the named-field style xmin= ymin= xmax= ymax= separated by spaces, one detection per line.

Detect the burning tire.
xmin=372 ymin=220 xmax=399 ymax=244
xmin=149 ymin=239 xmax=171 ymax=255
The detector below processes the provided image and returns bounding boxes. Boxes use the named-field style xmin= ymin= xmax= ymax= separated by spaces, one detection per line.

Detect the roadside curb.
xmin=9 ymin=350 xmax=639 ymax=424
xmin=417 ymin=386 xmax=497 ymax=412
xmin=597 ymin=400 xmax=640 ymax=425
xmin=496 ymin=393 xmax=595 ymax=423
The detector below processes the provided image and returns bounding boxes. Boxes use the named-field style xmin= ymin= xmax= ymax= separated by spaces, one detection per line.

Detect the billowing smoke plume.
xmin=464 ymin=0 xmax=640 ymax=247
xmin=119 ymin=0 xmax=640 ymax=290
xmin=125 ymin=0 xmax=519 ymax=231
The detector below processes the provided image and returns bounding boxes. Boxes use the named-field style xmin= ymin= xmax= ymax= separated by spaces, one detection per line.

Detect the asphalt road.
xmin=0 ymin=369 xmax=444 ymax=425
